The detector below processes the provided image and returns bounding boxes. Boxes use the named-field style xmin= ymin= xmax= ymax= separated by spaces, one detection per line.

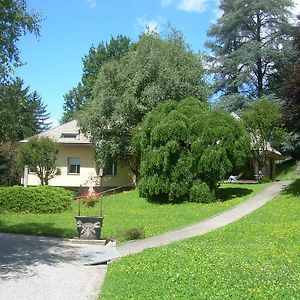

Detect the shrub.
xmin=135 ymin=98 xmax=251 ymax=203
xmin=122 ymin=227 xmax=145 ymax=241
xmin=0 ymin=186 xmax=74 ymax=213
xmin=189 ymin=181 xmax=215 ymax=203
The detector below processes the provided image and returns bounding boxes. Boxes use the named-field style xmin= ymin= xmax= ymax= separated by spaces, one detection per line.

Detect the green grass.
xmin=100 ymin=179 xmax=300 ymax=300
xmin=0 ymin=183 xmax=268 ymax=242
xmin=276 ymin=159 xmax=299 ymax=181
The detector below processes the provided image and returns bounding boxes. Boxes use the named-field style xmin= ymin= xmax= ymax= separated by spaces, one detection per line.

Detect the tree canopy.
xmin=206 ymin=0 xmax=295 ymax=99
xmin=62 ymin=35 xmax=132 ymax=122
xmin=19 ymin=136 xmax=59 ymax=185
xmin=135 ymin=98 xmax=251 ymax=203
xmin=79 ymin=31 xmax=209 ymax=173
xmin=0 ymin=0 xmax=41 ymax=82
xmin=242 ymin=97 xmax=283 ymax=164
xmin=0 ymin=78 xmax=49 ymax=142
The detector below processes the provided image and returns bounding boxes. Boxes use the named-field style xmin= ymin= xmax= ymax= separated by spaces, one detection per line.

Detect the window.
xmin=104 ymin=157 xmax=117 ymax=176
xmin=61 ymin=132 xmax=78 ymax=139
xmin=68 ymin=158 xmax=80 ymax=174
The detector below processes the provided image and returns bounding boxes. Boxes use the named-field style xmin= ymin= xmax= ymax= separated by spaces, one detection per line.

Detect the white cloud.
xmin=137 ymin=17 xmax=160 ymax=33
xmin=86 ymin=0 xmax=96 ymax=9
xmin=210 ymin=6 xmax=222 ymax=23
xmin=161 ymin=0 xmax=173 ymax=7
xmin=178 ymin=0 xmax=208 ymax=13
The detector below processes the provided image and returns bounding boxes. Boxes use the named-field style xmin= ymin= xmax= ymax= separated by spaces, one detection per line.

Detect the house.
xmin=230 ymin=112 xmax=283 ymax=180
xmin=21 ymin=120 xmax=135 ymax=190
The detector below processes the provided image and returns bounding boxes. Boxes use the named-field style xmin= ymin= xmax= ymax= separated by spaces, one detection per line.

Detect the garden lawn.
xmin=100 ymin=179 xmax=300 ymax=300
xmin=0 ymin=183 xmax=268 ymax=242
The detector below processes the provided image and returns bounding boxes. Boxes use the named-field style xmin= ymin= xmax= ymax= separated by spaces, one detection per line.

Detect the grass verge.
xmin=100 ymin=179 xmax=299 ymax=300
xmin=0 ymin=183 xmax=268 ymax=242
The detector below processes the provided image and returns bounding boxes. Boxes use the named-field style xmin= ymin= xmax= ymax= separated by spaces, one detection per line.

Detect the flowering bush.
xmin=81 ymin=190 xmax=102 ymax=207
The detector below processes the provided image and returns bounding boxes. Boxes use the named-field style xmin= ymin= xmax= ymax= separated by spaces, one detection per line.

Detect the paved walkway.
xmin=0 ymin=180 xmax=291 ymax=300
xmin=117 ymin=180 xmax=291 ymax=257
xmin=0 ymin=234 xmax=108 ymax=300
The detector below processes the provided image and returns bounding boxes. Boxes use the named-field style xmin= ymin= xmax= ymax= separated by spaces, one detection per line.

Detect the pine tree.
xmin=206 ymin=0 xmax=295 ymax=99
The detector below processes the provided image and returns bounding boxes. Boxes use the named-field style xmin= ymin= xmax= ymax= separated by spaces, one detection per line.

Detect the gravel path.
xmin=0 ymin=234 xmax=107 ymax=300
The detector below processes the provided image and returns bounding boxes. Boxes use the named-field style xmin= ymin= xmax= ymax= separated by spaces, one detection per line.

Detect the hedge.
xmin=0 ymin=186 xmax=74 ymax=213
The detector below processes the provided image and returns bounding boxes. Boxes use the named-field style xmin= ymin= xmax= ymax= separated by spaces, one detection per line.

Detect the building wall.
xmin=100 ymin=160 xmax=135 ymax=188
xmin=26 ymin=145 xmax=135 ymax=188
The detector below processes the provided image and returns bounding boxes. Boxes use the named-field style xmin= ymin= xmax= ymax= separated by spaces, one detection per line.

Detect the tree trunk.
xmin=256 ymin=12 xmax=263 ymax=98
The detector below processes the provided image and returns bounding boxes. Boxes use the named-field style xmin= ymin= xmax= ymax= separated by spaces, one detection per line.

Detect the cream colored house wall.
xmin=26 ymin=145 xmax=135 ymax=188
xmin=100 ymin=161 xmax=135 ymax=187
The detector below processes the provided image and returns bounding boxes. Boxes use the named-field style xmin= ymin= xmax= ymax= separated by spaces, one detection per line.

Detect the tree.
xmin=0 ymin=78 xmax=49 ymax=142
xmin=213 ymin=93 xmax=252 ymax=116
xmin=19 ymin=136 xmax=59 ymax=185
xmin=62 ymin=35 xmax=132 ymax=122
xmin=0 ymin=0 xmax=41 ymax=82
xmin=274 ymin=17 xmax=300 ymax=134
xmin=0 ymin=141 xmax=21 ymax=186
xmin=135 ymin=98 xmax=250 ymax=203
xmin=0 ymin=80 xmax=49 ymax=185
xmin=78 ymin=31 xmax=209 ymax=175
xmin=206 ymin=0 xmax=295 ymax=100
xmin=242 ymin=97 xmax=283 ymax=167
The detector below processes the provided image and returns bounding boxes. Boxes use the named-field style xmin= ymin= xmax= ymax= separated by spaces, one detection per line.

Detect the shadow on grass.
xmin=276 ymin=158 xmax=296 ymax=175
xmin=282 ymin=178 xmax=300 ymax=197
xmin=217 ymin=187 xmax=253 ymax=202
xmin=144 ymin=187 xmax=253 ymax=204
xmin=0 ymin=221 xmax=78 ymax=281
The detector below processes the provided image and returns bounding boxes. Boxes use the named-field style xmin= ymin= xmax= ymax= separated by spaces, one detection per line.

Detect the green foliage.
xmin=273 ymin=19 xmax=300 ymax=153
xmin=0 ymin=142 xmax=21 ymax=186
xmin=19 ymin=136 xmax=59 ymax=185
xmin=0 ymin=184 xmax=268 ymax=240
xmin=213 ymin=93 xmax=251 ymax=116
xmin=206 ymin=0 xmax=295 ymax=99
xmin=242 ymin=97 xmax=283 ymax=162
xmin=100 ymin=181 xmax=299 ymax=300
xmin=0 ymin=78 xmax=49 ymax=142
xmin=121 ymin=227 xmax=145 ymax=241
xmin=275 ymin=159 xmax=300 ymax=180
xmin=62 ymin=35 xmax=132 ymax=122
xmin=190 ymin=181 xmax=215 ymax=203
xmin=0 ymin=0 xmax=41 ymax=82
xmin=0 ymin=186 xmax=73 ymax=213
xmin=136 ymin=98 xmax=251 ymax=202
xmin=79 ymin=30 xmax=209 ymax=174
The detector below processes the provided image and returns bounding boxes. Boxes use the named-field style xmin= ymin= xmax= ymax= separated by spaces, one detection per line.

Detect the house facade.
xmin=21 ymin=120 xmax=135 ymax=189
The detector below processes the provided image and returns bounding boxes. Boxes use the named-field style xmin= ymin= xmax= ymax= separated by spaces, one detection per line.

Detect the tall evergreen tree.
xmin=0 ymin=79 xmax=49 ymax=142
xmin=62 ymin=35 xmax=132 ymax=122
xmin=206 ymin=0 xmax=295 ymax=99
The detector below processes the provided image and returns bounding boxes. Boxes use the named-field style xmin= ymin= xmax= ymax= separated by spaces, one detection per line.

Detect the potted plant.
xmin=75 ymin=186 xmax=104 ymax=240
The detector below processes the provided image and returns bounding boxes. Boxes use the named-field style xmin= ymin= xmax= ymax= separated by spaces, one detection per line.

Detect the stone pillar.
xmin=23 ymin=166 xmax=29 ymax=188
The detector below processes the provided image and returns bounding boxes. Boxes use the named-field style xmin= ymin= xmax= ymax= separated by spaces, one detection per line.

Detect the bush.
xmin=135 ymin=98 xmax=251 ymax=203
xmin=122 ymin=227 xmax=145 ymax=241
xmin=189 ymin=181 xmax=215 ymax=203
xmin=0 ymin=186 xmax=74 ymax=213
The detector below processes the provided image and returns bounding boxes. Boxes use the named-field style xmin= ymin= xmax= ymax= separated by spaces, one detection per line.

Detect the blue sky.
xmin=16 ymin=0 xmax=300 ymax=125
